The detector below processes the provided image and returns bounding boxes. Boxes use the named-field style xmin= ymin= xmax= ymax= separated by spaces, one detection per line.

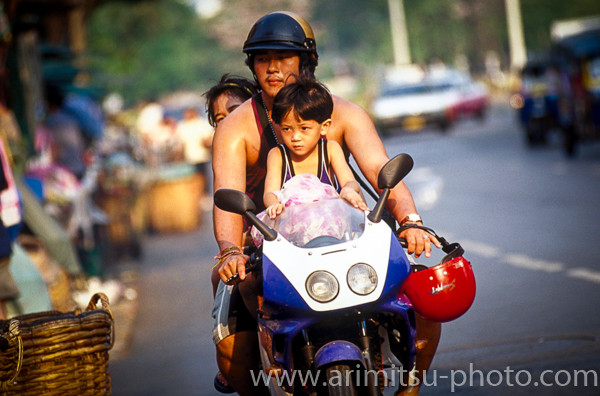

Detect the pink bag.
xmin=251 ymin=174 xmax=350 ymax=247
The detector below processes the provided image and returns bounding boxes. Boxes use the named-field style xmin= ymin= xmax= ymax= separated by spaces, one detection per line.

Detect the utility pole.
xmin=505 ymin=0 xmax=527 ymax=70
xmin=388 ymin=0 xmax=411 ymax=65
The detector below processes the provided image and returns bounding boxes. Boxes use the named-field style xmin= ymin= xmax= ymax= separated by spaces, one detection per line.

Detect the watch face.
xmin=402 ymin=214 xmax=422 ymax=225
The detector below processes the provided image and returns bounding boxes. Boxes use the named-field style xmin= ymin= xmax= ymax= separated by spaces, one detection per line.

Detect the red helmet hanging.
xmin=402 ymin=256 xmax=476 ymax=322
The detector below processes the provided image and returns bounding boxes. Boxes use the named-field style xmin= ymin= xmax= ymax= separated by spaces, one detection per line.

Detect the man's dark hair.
xmin=271 ymin=76 xmax=333 ymax=125
xmin=203 ymin=74 xmax=259 ymax=127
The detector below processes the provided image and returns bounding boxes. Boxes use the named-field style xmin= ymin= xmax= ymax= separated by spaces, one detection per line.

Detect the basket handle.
xmin=86 ymin=292 xmax=112 ymax=316
xmin=86 ymin=293 xmax=115 ymax=349
xmin=0 ymin=320 xmax=23 ymax=387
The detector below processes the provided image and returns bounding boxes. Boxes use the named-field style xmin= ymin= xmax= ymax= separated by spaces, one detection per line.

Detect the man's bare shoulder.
xmin=328 ymin=94 xmax=375 ymax=144
xmin=214 ymin=99 xmax=256 ymax=141
xmin=331 ymin=94 xmax=366 ymax=114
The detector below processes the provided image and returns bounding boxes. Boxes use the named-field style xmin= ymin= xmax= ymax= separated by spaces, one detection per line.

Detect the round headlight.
xmin=306 ymin=271 xmax=339 ymax=303
xmin=347 ymin=263 xmax=378 ymax=295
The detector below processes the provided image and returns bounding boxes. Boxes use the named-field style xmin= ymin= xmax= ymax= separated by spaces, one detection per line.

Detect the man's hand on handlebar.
xmin=398 ymin=226 xmax=441 ymax=258
xmin=219 ymin=253 xmax=249 ymax=284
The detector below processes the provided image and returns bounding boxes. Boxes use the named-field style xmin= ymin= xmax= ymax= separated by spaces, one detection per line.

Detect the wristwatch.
xmin=400 ymin=213 xmax=422 ymax=226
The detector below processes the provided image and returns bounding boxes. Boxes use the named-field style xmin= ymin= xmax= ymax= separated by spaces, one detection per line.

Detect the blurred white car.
xmin=370 ymin=69 xmax=488 ymax=134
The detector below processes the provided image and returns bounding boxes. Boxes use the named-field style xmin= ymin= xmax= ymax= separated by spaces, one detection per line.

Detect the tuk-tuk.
xmin=517 ymin=53 xmax=563 ymax=146
xmin=552 ymin=24 xmax=600 ymax=156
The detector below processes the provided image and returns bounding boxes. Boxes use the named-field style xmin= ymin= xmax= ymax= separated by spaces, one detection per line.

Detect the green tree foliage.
xmin=404 ymin=0 xmax=467 ymax=65
xmin=86 ymin=0 xmax=600 ymax=104
xmin=310 ymin=0 xmax=506 ymax=75
xmin=87 ymin=0 xmax=244 ymax=104
xmin=311 ymin=1 xmax=391 ymax=63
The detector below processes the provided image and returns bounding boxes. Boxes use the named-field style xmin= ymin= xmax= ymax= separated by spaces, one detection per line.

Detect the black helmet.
xmin=243 ymin=11 xmax=317 ymax=56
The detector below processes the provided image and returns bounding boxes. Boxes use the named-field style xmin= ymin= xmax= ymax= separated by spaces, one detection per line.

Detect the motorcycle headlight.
xmin=347 ymin=263 xmax=378 ymax=295
xmin=306 ymin=271 xmax=339 ymax=303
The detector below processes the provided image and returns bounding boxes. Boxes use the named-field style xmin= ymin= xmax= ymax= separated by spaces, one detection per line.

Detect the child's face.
xmin=212 ymin=92 xmax=246 ymax=126
xmin=279 ymin=110 xmax=331 ymax=159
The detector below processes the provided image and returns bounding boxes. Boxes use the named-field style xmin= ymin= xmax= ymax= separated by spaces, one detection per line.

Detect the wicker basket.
xmin=149 ymin=174 xmax=201 ymax=233
xmin=0 ymin=293 xmax=114 ymax=395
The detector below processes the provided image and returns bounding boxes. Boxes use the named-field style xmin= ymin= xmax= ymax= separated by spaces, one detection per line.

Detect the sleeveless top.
xmin=247 ymin=95 xmax=276 ymax=212
xmin=278 ymin=138 xmax=340 ymax=191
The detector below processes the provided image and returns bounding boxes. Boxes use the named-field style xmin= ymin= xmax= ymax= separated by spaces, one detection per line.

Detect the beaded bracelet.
xmin=211 ymin=246 xmax=243 ymax=270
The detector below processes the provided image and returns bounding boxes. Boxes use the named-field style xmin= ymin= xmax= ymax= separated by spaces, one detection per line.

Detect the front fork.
xmin=299 ymin=329 xmax=318 ymax=396
xmin=358 ymin=320 xmax=383 ymax=396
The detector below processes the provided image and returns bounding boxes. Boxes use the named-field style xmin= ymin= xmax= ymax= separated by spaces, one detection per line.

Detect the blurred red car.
xmin=371 ymin=68 xmax=489 ymax=135
xmin=439 ymin=69 xmax=489 ymax=122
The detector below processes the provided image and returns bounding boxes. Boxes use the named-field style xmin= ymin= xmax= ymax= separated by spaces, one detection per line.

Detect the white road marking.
xmin=567 ymin=268 xmax=600 ymax=284
xmin=461 ymin=239 xmax=501 ymax=259
xmin=503 ymin=253 xmax=564 ymax=273
xmin=458 ymin=238 xmax=599 ymax=285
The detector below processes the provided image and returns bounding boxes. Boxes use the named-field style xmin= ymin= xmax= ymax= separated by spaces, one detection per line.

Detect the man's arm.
xmin=212 ymin=111 xmax=249 ymax=281
xmin=331 ymin=96 xmax=440 ymax=257
xmin=328 ymin=140 xmax=368 ymax=211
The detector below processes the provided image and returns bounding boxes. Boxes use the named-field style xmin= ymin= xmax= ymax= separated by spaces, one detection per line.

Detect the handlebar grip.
xmin=225 ymin=253 xmax=262 ymax=284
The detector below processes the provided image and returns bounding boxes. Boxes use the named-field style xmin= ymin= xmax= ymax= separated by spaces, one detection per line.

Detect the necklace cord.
xmin=259 ymin=94 xmax=279 ymax=146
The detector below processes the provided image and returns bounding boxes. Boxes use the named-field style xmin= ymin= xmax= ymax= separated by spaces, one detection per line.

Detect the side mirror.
xmin=214 ymin=188 xmax=256 ymax=214
xmin=214 ymin=189 xmax=277 ymax=241
xmin=367 ymin=154 xmax=414 ymax=223
xmin=377 ymin=154 xmax=414 ymax=190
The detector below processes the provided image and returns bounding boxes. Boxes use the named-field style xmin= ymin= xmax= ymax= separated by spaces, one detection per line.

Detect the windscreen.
xmin=262 ymin=199 xmax=366 ymax=248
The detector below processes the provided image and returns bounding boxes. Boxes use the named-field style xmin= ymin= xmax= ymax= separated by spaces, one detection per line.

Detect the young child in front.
xmin=249 ymin=77 xmax=368 ymax=247
xmin=263 ymin=76 xmax=368 ymax=219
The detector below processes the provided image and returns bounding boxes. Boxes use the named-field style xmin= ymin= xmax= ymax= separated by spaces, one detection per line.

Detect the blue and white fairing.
xmin=259 ymin=199 xmax=412 ymax=313
xmin=256 ymin=199 xmax=417 ymax=379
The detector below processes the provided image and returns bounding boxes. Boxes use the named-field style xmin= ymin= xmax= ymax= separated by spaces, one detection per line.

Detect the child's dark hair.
xmin=271 ymin=76 xmax=333 ymax=125
xmin=203 ymin=74 xmax=259 ymax=127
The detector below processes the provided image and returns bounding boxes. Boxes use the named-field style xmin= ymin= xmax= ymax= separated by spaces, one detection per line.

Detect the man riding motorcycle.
xmin=211 ymin=11 xmax=441 ymax=395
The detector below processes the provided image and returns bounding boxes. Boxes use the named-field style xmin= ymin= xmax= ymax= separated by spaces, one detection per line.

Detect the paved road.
xmin=110 ymin=100 xmax=600 ymax=395
xmin=110 ymin=217 xmax=218 ymax=395
xmin=381 ymin=102 xmax=600 ymax=395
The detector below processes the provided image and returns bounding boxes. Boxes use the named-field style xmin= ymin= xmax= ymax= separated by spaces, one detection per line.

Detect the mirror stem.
xmin=246 ymin=212 xmax=278 ymax=241
xmin=367 ymin=188 xmax=390 ymax=223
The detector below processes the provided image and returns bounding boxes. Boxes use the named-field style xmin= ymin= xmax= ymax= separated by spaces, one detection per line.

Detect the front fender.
xmin=314 ymin=341 xmax=365 ymax=369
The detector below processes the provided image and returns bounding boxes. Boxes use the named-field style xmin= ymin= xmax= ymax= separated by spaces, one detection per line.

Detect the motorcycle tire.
xmin=324 ymin=364 xmax=359 ymax=396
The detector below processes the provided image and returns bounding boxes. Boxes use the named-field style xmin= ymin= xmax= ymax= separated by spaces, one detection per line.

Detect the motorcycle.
xmin=215 ymin=154 xmax=475 ymax=395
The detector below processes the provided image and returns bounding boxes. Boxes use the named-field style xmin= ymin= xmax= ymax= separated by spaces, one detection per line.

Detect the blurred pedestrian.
xmin=175 ymin=107 xmax=214 ymax=207
xmin=42 ymin=83 xmax=86 ymax=179
xmin=136 ymin=100 xmax=167 ymax=166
